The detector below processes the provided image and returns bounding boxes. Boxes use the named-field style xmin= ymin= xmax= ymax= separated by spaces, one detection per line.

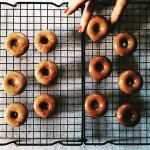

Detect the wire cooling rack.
xmin=84 ymin=2 xmax=150 ymax=145
xmin=0 ymin=2 xmax=83 ymax=146
xmin=0 ymin=1 xmax=150 ymax=146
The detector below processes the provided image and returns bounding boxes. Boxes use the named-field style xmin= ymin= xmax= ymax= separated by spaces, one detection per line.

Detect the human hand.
xmin=64 ymin=0 xmax=129 ymax=32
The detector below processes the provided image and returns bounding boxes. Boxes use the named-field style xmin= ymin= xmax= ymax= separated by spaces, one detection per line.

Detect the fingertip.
xmin=65 ymin=8 xmax=74 ymax=16
xmin=110 ymin=0 xmax=129 ymax=30
xmin=80 ymin=0 xmax=97 ymax=33
xmin=109 ymin=19 xmax=116 ymax=32
xmin=78 ymin=25 xmax=82 ymax=32
xmin=80 ymin=24 xmax=87 ymax=32
xmin=80 ymin=12 xmax=92 ymax=32
xmin=64 ymin=7 xmax=69 ymax=14
xmin=64 ymin=7 xmax=73 ymax=16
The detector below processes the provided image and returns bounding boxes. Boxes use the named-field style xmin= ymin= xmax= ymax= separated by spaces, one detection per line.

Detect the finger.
xmin=79 ymin=0 xmax=98 ymax=32
xmin=64 ymin=0 xmax=89 ymax=15
xmin=110 ymin=0 xmax=129 ymax=28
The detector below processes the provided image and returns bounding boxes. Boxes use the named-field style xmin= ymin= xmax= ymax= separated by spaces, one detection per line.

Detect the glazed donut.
xmin=87 ymin=16 xmax=109 ymax=42
xmin=118 ymin=70 xmax=143 ymax=94
xmin=89 ymin=56 xmax=112 ymax=81
xmin=35 ymin=60 xmax=59 ymax=85
xmin=34 ymin=94 xmax=57 ymax=118
xmin=113 ymin=33 xmax=137 ymax=56
xmin=116 ymin=103 xmax=140 ymax=127
xmin=2 ymin=71 xmax=27 ymax=96
xmin=84 ymin=93 xmax=108 ymax=117
xmin=5 ymin=32 xmax=29 ymax=57
xmin=34 ymin=30 xmax=58 ymax=53
xmin=4 ymin=102 xmax=28 ymax=127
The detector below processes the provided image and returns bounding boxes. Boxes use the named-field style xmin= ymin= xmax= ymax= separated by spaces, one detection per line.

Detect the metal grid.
xmin=84 ymin=2 xmax=150 ymax=145
xmin=0 ymin=2 xmax=83 ymax=146
xmin=0 ymin=1 xmax=150 ymax=146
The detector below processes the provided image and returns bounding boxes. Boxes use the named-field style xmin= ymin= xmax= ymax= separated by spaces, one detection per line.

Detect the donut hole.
xmin=40 ymin=37 xmax=48 ymax=45
xmin=124 ymin=110 xmax=132 ymax=121
xmin=93 ymin=24 xmax=100 ymax=34
xmin=10 ymin=111 xmax=18 ymax=119
xmin=40 ymin=68 xmax=50 ymax=76
xmin=10 ymin=39 xmax=18 ymax=47
xmin=120 ymin=38 xmax=128 ymax=48
xmin=40 ymin=102 xmax=49 ymax=110
xmin=8 ymin=79 xmax=15 ymax=87
xmin=90 ymin=100 xmax=99 ymax=109
xmin=126 ymin=77 xmax=134 ymax=86
xmin=95 ymin=62 xmax=104 ymax=72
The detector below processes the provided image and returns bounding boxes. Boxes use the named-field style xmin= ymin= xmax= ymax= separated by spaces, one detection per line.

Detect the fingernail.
xmin=64 ymin=7 xmax=69 ymax=13
xmin=78 ymin=26 xmax=82 ymax=32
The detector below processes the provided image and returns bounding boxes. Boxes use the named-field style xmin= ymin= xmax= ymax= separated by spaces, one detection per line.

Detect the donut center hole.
xmin=10 ymin=111 xmax=18 ymax=119
xmin=93 ymin=24 xmax=100 ymax=34
xmin=126 ymin=77 xmax=134 ymax=86
xmin=40 ymin=102 xmax=49 ymax=110
xmin=121 ymin=38 xmax=128 ymax=48
xmin=40 ymin=68 xmax=50 ymax=76
xmin=90 ymin=100 xmax=99 ymax=109
xmin=8 ymin=79 xmax=15 ymax=87
xmin=124 ymin=111 xmax=132 ymax=121
xmin=40 ymin=37 xmax=48 ymax=45
xmin=10 ymin=39 xmax=18 ymax=47
xmin=95 ymin=62 xmax=104 ymax=72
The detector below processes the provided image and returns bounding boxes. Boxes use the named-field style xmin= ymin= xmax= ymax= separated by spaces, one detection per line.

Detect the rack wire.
xmin=0 ymin=1 xmax=150 ymax=146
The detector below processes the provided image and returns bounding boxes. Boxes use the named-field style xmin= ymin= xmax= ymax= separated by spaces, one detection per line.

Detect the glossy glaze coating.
xmin=35 ymin=60 xmax=58 ymax=85
xmin=34 ymin=94 xmax=57 ymax=118
xmin=2 ymin=71 xmax=27 ymax=96
xmin=5 ymin=32 xmax=29 ymax=57
xmin=113 ymin=32 xmax=137 ymax=56
xmin=89 ymin=56 xmax=112 ymax=81
xmin=4 ymin=102 xmax=28 ymax=127
xmin=34 ymin=30 xmax=58 ymax=53
xmin=84 ymin=93 xmax=108 ymax=117
xmin=118 ymin=70 xmax=143 ymax=94
xmin=116 ymin=103 xmax=140 ymax=127
xmin=87 ymin=16 xmax=109 ymax=42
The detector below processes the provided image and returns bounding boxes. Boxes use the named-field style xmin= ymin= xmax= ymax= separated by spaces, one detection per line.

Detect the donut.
xmin=34 ymin=30 xmax=58 ymax=53
xmin=5 ymin=32 xmax=29 ymax=57
xmin=87 ymin=16 xmax=109 ymax=42
xmin=89 ymin=56 xmax=112 ymax=81
xmin=116 ymin=103 xmax=140 ymax=127
xmin=2 ymin=71 xmax=27 ymax=96
xmin=118 ymin=70 xmax=143 ymax=94
xmin=35 ymin=60 xmax=59 ymax=85
xmin=84 ymin=93 xmax=108 ymax=117
xmin=113 ymin=33 xmax=137 ymax=56
xmin=34 ymin=94 xmax=57 ymax=118
xmin=4 ymin=102 xmax=28 ymax=127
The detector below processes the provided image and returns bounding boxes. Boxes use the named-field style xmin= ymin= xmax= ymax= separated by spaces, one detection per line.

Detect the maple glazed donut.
xmin=89 ymin=56 xmax=112 ymax=81
xmin=2 ymin=71 xmax=27 ymax=96
xmin=35 ymin=60 xmax=59 ymax=85
xmin=4 ymin=102 xmax=28 ymax=127
xmin=116 ymin=103 xmax=140 ymax=127
xmin=118 ymin=70 xmax=143 ymax=94
xmin=34 ymin=94 xmax=57 ymax=118
xmin=113 ymin=32 xmax=137 ymax=56
xmin=87 ymin=16 xmax=109 ymax=42
xmin=5 ymin=32 xmax=29 ymax=57
xmin=34 ymin=30 xmax=58 ymax=53
xmin=85 ymin=93 xmax=108 ymax=117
